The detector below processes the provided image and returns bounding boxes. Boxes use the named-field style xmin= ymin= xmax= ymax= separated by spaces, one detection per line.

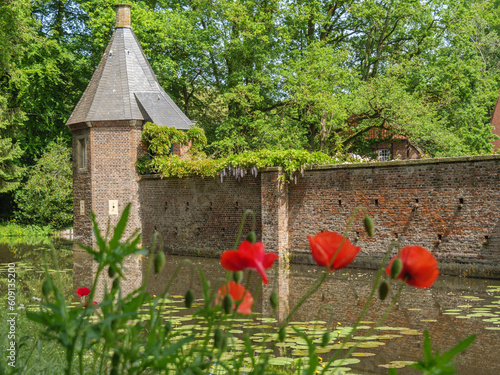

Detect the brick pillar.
xmin=261 ymin=168 xmax=289 ymax=321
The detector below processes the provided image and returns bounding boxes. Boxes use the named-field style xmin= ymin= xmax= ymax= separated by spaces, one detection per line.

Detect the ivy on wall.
xmin=138 ymin=123 xmax=371 ymax=180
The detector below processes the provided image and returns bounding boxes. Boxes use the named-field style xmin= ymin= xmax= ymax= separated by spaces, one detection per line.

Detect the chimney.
xmin=115 ymin=4 xmax=132 ymax=28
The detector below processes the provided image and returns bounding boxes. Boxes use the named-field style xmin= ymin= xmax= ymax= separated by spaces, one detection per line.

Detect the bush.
xmin=14 ymin=138 xmax=72 ymax=229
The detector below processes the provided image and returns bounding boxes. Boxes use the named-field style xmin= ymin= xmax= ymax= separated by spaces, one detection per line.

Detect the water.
xmin=1 ymin=241 xmax=499 ymax=374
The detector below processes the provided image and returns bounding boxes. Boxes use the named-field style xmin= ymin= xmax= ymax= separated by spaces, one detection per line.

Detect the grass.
xmin=0 ymin=221 xmax=55 ymax=246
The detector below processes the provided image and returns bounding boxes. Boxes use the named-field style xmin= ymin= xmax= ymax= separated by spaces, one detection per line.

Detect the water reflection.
xmin=1 ymin=241 xmax=499 ymax=374
xmin=141 ymin=255 xmax=500 ymax=374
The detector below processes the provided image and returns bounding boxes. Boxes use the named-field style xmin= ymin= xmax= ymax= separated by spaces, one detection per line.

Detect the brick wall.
xmin=139 ymin=174 xmax=262 ymax=256
xmin=283 ymin=155 xmax=500 ymax=276
xmin=138 ymin=155 xmax=499 ymax=278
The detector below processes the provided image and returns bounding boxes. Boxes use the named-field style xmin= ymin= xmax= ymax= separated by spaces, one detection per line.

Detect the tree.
xmin=0 ymin=0 xmax=31 ymax=193
xmin=14 ymin=138 xmax=73 ymax=229
xmin=8 ymin=0 xmax=92 ymax=165
xmin=0 ymin=94 xmax=24 ymax=193
xmin=9 ymin=0 xmax=497 ymax=163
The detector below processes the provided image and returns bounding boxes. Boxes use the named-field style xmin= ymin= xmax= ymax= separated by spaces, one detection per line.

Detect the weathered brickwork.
xmin=139 ymin=174 xmax=262 ymax=256
xmin=283 ymin=155 xmax=500 ymax=275
xmin=261 ymin=170 xmax=290 ymax=319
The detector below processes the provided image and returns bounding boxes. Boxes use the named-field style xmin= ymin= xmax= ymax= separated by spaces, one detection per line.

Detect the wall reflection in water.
xmin=74 ymin=252 xmax=500 ymax=374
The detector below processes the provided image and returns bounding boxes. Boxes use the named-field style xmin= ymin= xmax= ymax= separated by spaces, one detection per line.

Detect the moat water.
xmin=1 ymin=240 xmax=499 ymax=374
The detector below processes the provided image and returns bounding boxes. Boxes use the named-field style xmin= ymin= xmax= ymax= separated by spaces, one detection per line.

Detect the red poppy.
xmin=77 ymin=287 xmax=91 ymax=297
xmin=220 ymin=241 xmax=278 ymax=284
xmin=385 ymin=246 xmax=439 ymax=288
xmin=216 ymin=281 xmax=254 ymax=315
xmin=308 ymin=231 xmax=361 ymax=270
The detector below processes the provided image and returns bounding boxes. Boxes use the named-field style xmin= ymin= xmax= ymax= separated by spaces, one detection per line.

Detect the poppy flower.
xmin=76 ymin=287 xmax=91 ymax=297
xmin=308 ymin=231 xmax=361 ymax=270
xmin=385 ymin=246 xmax=439 ymax=288
xmin=220 ymin=241 xmax=278 ymax=284
xmin=216 ymin=281 xmax=254 ymax=315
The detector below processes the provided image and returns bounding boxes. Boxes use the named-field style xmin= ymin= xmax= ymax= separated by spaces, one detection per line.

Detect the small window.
xmin=377 ymin=149 xmax=391 ymax=162
xmin=77 ymin=137 xmax=86 ymax=170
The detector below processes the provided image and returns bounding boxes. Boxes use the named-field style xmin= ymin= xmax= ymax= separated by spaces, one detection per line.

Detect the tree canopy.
xmin=1 ymin=0 xmax=500 ymax=217
xmin=3 ymin=0 xmax=500 ymax=160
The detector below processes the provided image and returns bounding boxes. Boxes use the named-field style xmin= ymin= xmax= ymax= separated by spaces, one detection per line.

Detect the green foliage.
xmin=14 ymin=138 xmax=72 ymax=229
xmin=139 ymin=146 xmax=348 ymax=180
xmin=410 ymin=330 xmax=476 ymax=375
xmin=0 ymin=94 xmax=24 ymax=193
xmin=0 ymin=220 xmax=54 ymax=245
xmin=139 ymin=123 xmax=361 ymax=180
xmin=0 ymin=0 xmax=30 ymax=193
xmin=141 ymin=122 xmax=207 ymax=158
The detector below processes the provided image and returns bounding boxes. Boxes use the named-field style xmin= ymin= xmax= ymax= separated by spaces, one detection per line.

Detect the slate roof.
xmin=67 ymin=27 xmax=192 ymax=130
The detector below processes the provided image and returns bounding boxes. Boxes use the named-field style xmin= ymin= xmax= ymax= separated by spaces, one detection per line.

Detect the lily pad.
xmin=351 ymin=352 xmax=376 ymax=357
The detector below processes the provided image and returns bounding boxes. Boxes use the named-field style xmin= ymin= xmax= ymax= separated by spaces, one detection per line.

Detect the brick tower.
xmin=67 ymin=4 xmax=193 ymax=245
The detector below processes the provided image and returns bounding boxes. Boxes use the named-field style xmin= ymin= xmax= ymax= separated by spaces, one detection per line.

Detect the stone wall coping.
xmin=260 ymin=154 xmax=500 ymax=173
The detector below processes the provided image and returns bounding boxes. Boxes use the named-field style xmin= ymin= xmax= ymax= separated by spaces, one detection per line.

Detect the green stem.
xmin=141 ymin=231 xmax=158 ymax=292
xmin=332 ymin=283 xmax=406 ymax=370
xmin=233 ymin=209 xmax=256 ymax=249
xmin=280 ymin=271 xmax=328 ymax=327
xmin=279 ymin=207 xmax=372 ymax=327
xmin=321 ymin=241 xmax=402 ymax=374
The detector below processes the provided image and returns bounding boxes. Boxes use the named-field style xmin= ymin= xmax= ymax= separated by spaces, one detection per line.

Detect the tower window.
xmin=77 ymin=136 xmax=87 ymax=170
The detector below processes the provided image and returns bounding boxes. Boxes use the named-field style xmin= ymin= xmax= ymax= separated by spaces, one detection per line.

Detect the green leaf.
xmin=439 ymin=334 xmax=476 ymax=364
xmin=423 ymin=330 xmax=433 ymax=363
xmin=110 ymin=203 xmax=131 ymax=249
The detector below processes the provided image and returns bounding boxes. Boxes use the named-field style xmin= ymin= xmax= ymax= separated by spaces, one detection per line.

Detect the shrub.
xmin=14 ymin=137 xmax=72 ymax=229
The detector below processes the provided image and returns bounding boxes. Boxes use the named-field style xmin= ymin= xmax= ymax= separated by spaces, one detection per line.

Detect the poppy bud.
xmin=165 ymin=321 xmax=172 ymax=336
xmin=154 ymin=251 xmax=166 ymax=274
xmin=222 ymin=294 xmax=233 ymax=314
xmin=42 ymin=278 xmax=53 ymax=298
xmin=363 ymin=215 xmax=374 ymax=237
xmin=390 ymin=258 xmax=403 ymax=279
xmin=232 ymin=271 xmax=243 ymax=284
xmin=185 ymin=289 xmax=194 ymax=308
xmin=270 ymin=290 xmax=279 ymax=310
xmin=112 ymin=277 xmax=120 ymax=290
xmin=108 ymin=266 xmax=116 ymax=278
xmin=214 ymin=328 xmax=225 ymax=349
xmin=246 ymin=231 xmax=256 ymax=244
xmin=278 ymin=326 xmax=286 ymax=342
xmin=321 ymin=331 xmax=330 ymax=347
xmin=379 ymin=280 xmax=390 ymax=301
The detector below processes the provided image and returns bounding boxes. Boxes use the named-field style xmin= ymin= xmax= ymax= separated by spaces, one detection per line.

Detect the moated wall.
xmin=139 ymin=155 xmax=500 ymax=278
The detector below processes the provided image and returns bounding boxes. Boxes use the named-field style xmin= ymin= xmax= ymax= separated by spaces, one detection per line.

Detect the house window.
xmin=377 ymin=149 xmax=391 ymax=162
xmin=77 ymin=137 xmax=87 ymax=170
